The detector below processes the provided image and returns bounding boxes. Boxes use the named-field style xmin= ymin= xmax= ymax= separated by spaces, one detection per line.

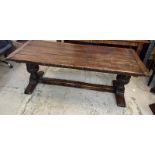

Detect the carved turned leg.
xmin=25 ymin=63 xmax=44 ymax=94
xmin=113 ymin=75 xmax=131 ymax=107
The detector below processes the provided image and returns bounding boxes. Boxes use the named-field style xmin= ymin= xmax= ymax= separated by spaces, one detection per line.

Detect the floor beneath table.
xmin=0 ymin=62 xmax=154 ymax=115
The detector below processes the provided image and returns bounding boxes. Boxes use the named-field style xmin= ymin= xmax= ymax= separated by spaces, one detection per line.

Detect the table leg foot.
xmin=150 ymin=87 xmax=155 ymax=94
xmin=113 ymin=75 xmax=131 ymax=107
xmin=149 ymin=103 xmax=155 ymax=115
xmin=113 ymin=80 xmax=126 ymax=107
xmin=25 ymin=71 xmax=44 ymax=94
xmin=115 ymin=94 xmax=126 ymax=107
xmin=25 ymin=63 xmax=44 ymax=94
xmin=25 ymin=80 xmax=38 ymax=94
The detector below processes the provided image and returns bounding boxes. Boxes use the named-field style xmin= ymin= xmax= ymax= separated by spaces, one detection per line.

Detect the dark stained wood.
xmin=7 ymin=41 xmax=149 ymax=107
xmin=39 ymin=77 xmax=114 ymax=92
xmin=7 ymin=40 xmax=148 ymax=76
xmin=149 ymin=104 xmax=155 ymax=115
xmin=25 ymin=63 xmax=44 ymax=94
xmin=23 ymin=62 xmax=130 ymax=107
xmin=113 ymin=75 xmax=131 ymax=107
xmin=150 ymin=87 xmax=155 ymax=94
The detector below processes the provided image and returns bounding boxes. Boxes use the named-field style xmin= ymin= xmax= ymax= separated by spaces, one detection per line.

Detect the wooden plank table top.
xmin=7 ymin=40 xmax=148 ymax=76
xmin=64 ymin=40 xmax=150 ymax=56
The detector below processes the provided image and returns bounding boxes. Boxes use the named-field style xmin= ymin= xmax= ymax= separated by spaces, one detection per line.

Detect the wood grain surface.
xmin=64 ymin=40 xmax=150 ymax=56
xmin=7 ymin=40 xmax=148 ymax=76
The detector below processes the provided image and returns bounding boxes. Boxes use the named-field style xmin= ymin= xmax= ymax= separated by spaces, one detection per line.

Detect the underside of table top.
xmin=7 ymin=40 xmax=148 ymax=76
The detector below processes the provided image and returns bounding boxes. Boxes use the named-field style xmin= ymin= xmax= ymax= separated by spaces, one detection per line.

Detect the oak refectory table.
xmin=7 ymin=40 xmax=149 ymax=107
